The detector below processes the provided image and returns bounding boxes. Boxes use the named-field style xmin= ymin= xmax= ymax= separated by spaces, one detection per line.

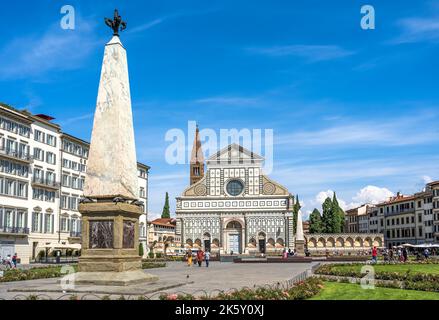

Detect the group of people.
xmin=282 ymin=248 xmax=301 ymax=259
xmin=382 ymin=247 xmax=409 ymax=263
xmin=186 ymin=249 xmax=211 ymax=268
xmin=0 ymin=253 xmax=18 ymax=269
xmin=381 ymin=247 xmax=434 ymax=263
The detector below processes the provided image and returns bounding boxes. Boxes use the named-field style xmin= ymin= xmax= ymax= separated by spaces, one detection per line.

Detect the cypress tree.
xmin=161 ymin=192 xmax=171 ymax=219
xmin=309 ymin=208 xmax=323 ymax=234
xmin=322 ymin=197 xmax=333 ymax=233
xmin=332 ymin=193 xmax=345 ymax=233
xmin=138 ymin=243 xmax=144 ymax=257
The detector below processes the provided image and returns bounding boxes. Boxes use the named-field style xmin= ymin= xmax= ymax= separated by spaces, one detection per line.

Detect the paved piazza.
xmin=0 ymin=262 xmax=317 ymax=299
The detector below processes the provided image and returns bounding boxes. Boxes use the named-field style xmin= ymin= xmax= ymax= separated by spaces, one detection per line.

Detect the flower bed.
xmin=141 ymin=262 xmax=166 ymax=269
xmin=0 ymin=262 xmax=163 ymax=283
xmin=0 ymin=266 xmax=77 ymax=283
xmin=142 ymin=256 xmax=185 ymax=262
xmin=315 ymin=262 xmax=439 ymax=292
xmin=160 ymin=277 xmax=324 ymax=300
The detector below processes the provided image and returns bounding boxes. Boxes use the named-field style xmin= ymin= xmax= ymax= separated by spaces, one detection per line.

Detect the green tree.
xmin=321 ymin=197 xmax=333 ymax=233
xmin=332 ymin=192 xmax=345 ymax=233
xmin=138 ymin=243 xmax=144 ymax=257
xmin=161 ymin=192 xmax=170 ymax=219
xmin=309 ymin=208 xmax=323 ymax=234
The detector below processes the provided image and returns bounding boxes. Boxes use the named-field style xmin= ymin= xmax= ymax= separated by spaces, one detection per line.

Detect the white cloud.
xmin=352 ymin=186 xmax=394 ymax=205
xmin=148 ymin=212 xmax=163 ymax=221
xmin=147 ymin=170 xmax=188 ymax=215
xmin=58 ymin=113 xmax=94 ymax=126
xmin=0 ymin=19 xmax=99 ymax=80
xmin=247 ymin=45 xmax=355 ymax=62
xmin=423 ymin=175 xmax=433 ymax=184
xmin=195 ymin=96 xmax=261 ymax=106
xmin=276 ymin=113 xmax=439 ymax=148
xmin=311 ymin=186 xmax=394 ymax=213
xmin=128 ymin=19 xmax=164 ymax=34
xmin=314 ymin=190 xmax=349 ymax=211
xmin=393 ymin=16 xmax=439 ymax=44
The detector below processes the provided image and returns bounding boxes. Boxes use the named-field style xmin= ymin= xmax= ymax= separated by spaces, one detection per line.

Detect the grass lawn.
xmin=310 ymin=282 xmax=439 ymax=300
xmin=330 ymin=263 xmax=439 ymax=275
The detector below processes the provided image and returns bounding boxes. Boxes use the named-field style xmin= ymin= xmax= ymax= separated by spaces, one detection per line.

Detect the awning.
xmin=40 ymin=243 xmax=81 ymax=250
xmin=402 ymin=243 xmax=439 ymax=249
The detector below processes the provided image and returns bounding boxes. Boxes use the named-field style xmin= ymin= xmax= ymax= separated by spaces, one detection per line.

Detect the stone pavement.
xmin=0 ymin=261 xmax=317 ymax=300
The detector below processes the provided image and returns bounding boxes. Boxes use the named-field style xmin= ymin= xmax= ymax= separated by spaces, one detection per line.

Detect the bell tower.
xmin=190 ymin=125 xmax=205 ymax=185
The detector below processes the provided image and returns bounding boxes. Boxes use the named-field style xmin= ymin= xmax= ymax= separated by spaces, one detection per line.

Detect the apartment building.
xmin=379 ymin=194 xmax=418 ymax=248
xmin=345 ymin=204 xmax=371 ymax=233
xmin=349 ymin=183 xmax=439 ymax=248
xmin=367 ymin=205 xmax=385 ymax=234
xmin=429 ymin=181 xmax=439 ymax=243
xmin=0 ymin=104 xmax=149 ymax=263
xmin=415 ymin=187 xmax=434 ymax=244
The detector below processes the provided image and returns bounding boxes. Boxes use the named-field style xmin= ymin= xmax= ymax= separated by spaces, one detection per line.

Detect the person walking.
xmin=389 ymin=249 xmax=394 ymax=263
xmin=205 ymin=250 xmax=211 ymax=268
xmin=5 ymin=255 xmax=12 ymax=269
xmin=402 ymin=248 xmax=408 ymax=262
xmin=424 ymin=248 xmax=430 ymax=259
xmin=372 ymin=246 xmax=378 ymax=264
xmin=186 ymin=249 xmax=193 ymax=267
xmin=12 ymin=253 xmax=17 ymax=269
xmin=197 ymin=250 xmax=204 ymax=267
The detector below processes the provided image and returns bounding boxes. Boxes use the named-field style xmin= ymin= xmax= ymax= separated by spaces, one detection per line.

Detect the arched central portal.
xmin=203 ymin=233 xmax=211 ymax=252
xmin=258 ymin=232 xmax=266 ymax=254
xmin=225 ymin=221 xmax=243 ymax=254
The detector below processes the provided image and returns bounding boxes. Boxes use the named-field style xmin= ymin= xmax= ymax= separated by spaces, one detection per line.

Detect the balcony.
xmin=385 ymin=208 xmax=415 ymax=216
xmin=69 ymin=231 xmax=82 ymax=238
xmin=32 ymin=178 xmax=60 ymax=190
xmin=0 ymin=147 xmax=33 ymax=163
xmin=0 ymin=227 xmax=29 ymax=236
xmin=68 ymin=231 xmax=82 ymax=244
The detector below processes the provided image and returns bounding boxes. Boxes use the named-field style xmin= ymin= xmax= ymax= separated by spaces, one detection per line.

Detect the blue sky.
xmin=1 ymin=1 xmax=438 ymax=218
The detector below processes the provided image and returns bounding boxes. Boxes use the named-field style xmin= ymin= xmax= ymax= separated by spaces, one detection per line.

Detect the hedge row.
xmin=160 ymin=277 xmax=324 ymax=300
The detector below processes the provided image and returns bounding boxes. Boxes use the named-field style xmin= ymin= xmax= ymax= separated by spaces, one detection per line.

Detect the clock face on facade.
xmin=226 ymin=179 xmax=245 ymax=196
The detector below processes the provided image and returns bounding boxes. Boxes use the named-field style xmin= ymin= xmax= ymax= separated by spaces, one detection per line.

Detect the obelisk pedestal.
xmin=75 ymin=202 xmax=157 ymax=286
xmin=74 ymin=10 xmax=157 ymax=286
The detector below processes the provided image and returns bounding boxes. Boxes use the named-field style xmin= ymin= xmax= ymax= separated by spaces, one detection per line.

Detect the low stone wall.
xmin=234 ymin=256 xmax=313 ymax=263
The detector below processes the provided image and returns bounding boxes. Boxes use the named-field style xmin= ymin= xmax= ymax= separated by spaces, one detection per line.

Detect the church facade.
xmin=175 ymin=127 xmax=295 ymax=255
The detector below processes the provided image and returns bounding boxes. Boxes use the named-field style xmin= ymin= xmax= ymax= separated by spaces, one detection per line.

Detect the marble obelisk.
xmin=75 ymin=9 xmax=158 ymax=286
xmin=294 ymin=210 xmax=305 ymax=256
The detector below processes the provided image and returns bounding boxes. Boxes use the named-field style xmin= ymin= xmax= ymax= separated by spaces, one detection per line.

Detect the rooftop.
xmin=149 ymin=218 xmax=176 ymax=227
xmin=427 ymin=180 xmax=439 ymax=187
xmin=377 ymin=193 xmax=416 ymax=206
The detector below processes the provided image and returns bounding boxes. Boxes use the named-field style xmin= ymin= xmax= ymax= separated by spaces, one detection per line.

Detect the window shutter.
xmin=39 ymin=213 xmax=43 ymax=233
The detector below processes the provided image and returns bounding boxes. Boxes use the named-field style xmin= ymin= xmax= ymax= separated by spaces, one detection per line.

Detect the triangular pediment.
xmin=207 ymin=143 xmax=264 ymax=163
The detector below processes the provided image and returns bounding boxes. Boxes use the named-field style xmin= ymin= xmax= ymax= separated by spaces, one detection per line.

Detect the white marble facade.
xmin=176 ymin=144 xmax=295 ymax=255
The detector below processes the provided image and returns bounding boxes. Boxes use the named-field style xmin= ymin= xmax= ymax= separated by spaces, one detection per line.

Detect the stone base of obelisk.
xmin=76 ymin=201 xmax=158 ymax=286
xmin=294 ymin=240 xmax=305 ymax=257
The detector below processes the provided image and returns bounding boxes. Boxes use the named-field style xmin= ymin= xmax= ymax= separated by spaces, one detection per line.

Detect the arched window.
xmin=226 ymin=221 xmax=242 ymax=229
